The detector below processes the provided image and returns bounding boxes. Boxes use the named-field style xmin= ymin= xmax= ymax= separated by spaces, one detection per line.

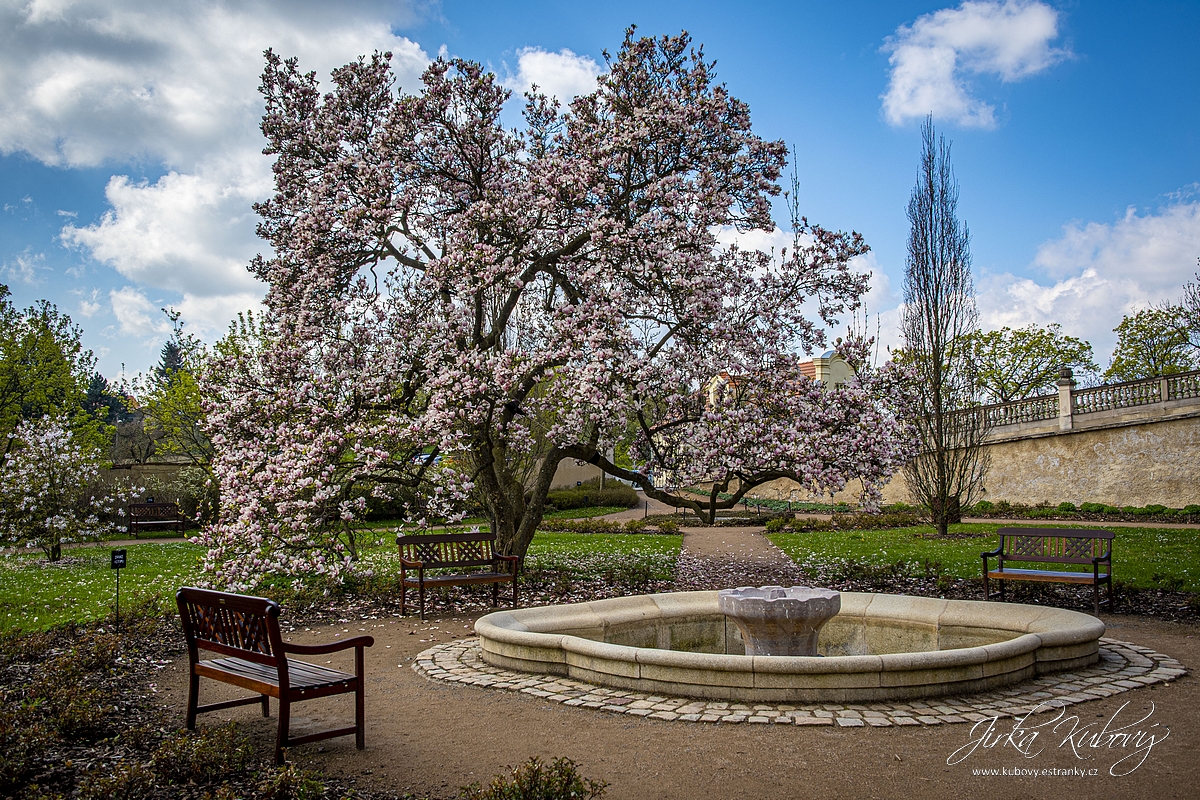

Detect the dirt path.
xmin=155 ymin=611 xmax=1198 ymax=800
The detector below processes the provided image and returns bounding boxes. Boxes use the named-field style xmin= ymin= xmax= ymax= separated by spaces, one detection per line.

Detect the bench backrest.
xmin=176 ymin=587 xmax=284 ymax=668
xmin=397 ymin=531 xmax=498 ymax=569
xmin=131 ymin=502 xmax=181 ymax=520
xmin=996 ymin=527 xmax=1114 ymax=565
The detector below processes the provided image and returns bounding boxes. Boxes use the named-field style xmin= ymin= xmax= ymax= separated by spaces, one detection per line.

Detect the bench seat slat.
xmin=986 ymin=568 xmax=1107 ymax=584
xmin=199 ymin=656 xmax=355 ymax=689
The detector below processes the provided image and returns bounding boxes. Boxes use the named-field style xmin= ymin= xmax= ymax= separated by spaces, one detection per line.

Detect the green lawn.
xmin=0 ymin=541 xmax=204 ymax=634
xmin=768 ymin=523 xmax=1199 ymax=592
xmin=3 ymin=520 xmax=1189 ymax=635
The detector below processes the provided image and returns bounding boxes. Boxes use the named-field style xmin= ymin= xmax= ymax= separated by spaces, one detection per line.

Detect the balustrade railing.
xmin=981 ymin=394 xmax=1058 ymax=427
xmin=1167 ymin=371 xmax=1200 ymax=401
xmin=1073 ymin=377 xmax=1162 ymax=415
xmin=981 ymin=369 xmax=1200 ymax=430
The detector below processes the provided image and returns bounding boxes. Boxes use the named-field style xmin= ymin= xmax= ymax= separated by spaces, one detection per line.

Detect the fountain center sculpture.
xmin=717 ymin=585 xmax=841 ymax=657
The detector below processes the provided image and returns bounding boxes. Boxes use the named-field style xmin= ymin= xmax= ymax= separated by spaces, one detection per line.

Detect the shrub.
xmin=545 ymin=484 xmax=638 ymax=511
xmin=622 ymin=519 xmax=646 ymax=534
xmin=764 ymin=517 xmax=787 ymax=533
xmin=537 ymin=518 xmax=625 ymax=535
xmin=1080 ymin=502 xmax=1106 ymax=513
xmin=655 ymin=518 xmax=680 ymax=535
xmin=973 ymin=500 xmax=994 ymax=512
xmin=1057 ymin=502 xmax=1077 ymax=512
xmin=461 ymin=757 xmax=607 ymax=800
xmin=995 ymin=500 xmax=1011 ymax=512
xmin=1144 ymin=504 xmax=1168 ymax=515
xmin=1184 ymin=505 xmax=1200 ymax=515
xmin=152 ymin=724 xmax=253 ymax=785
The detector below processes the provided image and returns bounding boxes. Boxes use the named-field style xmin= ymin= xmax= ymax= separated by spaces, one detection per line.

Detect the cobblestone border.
xmin=413 ymin=638 xmax=1186 ymax=727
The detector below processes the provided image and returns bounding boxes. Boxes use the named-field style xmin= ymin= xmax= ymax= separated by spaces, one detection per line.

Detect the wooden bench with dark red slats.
xmin=176 ymin=586 xmax=374 ymax=764
xmin=397 ymin=531 xmax=520 ymax=620
xmin=981 ymin=527 xmax=1114 ymax=614
xmin=129 ymin=501 xmax=185 ymax=538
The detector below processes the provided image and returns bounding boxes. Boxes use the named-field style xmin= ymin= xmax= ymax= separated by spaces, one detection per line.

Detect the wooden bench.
xmin=397 ymin=531 xmax=520 ymax=620
xmin=129 ymin=501 xmax=185 ymax=538
xmin=981 ymin=527 xmax=1114 ymax=614
xmin=176 ymin=587 xmax=374 ymax=764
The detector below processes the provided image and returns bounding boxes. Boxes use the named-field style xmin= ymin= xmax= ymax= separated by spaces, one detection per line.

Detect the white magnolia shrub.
xmin=0 ymin=415 xmax=139 ymax=561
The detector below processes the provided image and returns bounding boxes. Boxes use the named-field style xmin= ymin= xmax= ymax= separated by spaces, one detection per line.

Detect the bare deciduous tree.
xmin=900 ymin=117 xmax=989 ymax=536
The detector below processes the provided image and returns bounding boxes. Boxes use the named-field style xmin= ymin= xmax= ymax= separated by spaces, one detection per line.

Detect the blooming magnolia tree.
xmin=0 ymin=415 xmax=138 ymax=561
xmin=200 ymin=30 xmax=913 ymax=590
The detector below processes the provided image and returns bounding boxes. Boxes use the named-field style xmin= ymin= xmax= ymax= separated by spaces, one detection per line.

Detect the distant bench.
xmin=397 ymin=531 xmax=520 ymax=620
xmin=982 ymin=527 xmax=1114 ymax=614
xmin=128 ymin=502 xmax=185 ymax=538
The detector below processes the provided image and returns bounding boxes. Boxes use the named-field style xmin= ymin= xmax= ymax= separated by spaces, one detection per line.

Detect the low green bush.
xmin=546 ymin=483 xmax=639 ymax=511
xmin=461 ymin=757 xmax=607 ymax=800
xmin=1080 ymin=502 xmax=1106 ymax=513
xmin=973 ymin=500 xmax=995 ymax=512
xmin=537 ymin=518 xmax=626 ymax=534
xmin=1057 ymin=502 xmax=1077 ymax=512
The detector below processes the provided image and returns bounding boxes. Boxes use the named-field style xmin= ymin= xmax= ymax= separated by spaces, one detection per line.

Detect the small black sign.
xmin=111 ymin=549 xmax=127 ymax=570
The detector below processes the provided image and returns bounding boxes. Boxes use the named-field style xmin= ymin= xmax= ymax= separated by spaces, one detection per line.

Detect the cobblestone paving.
xmin=413 ymin=638 xmax=1186 ymax=727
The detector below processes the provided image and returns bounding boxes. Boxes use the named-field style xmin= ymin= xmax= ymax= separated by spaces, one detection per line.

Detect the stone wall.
xmin=748 ymin=413 xmax=1200 ymax=508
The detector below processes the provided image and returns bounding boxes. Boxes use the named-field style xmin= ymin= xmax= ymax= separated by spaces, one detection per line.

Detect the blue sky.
xmin=2 ymin=0 xmax=1198 ymax=378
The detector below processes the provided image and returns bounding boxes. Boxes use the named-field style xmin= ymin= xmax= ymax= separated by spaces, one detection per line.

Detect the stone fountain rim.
xmin=472 ymin=591 xmax=1106 ymax=701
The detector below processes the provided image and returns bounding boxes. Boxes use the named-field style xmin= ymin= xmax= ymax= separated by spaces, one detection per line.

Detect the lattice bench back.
xmin=131 ymin=502 xmax=181 ymax=520
xmin=997 ymin=528 xmax=1114 ymax=565
xmin=176 ymin=587 xmax=284 ymax=667
xmin=396 ymin=531 xmax=498 ymax=569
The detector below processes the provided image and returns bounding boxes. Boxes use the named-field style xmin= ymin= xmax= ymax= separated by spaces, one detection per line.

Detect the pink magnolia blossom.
xmin=200 ymin=30 xmax=914 ymax=590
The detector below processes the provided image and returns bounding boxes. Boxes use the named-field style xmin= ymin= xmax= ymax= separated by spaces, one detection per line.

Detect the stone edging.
xmin=413 ymin=637 xmax=1186 ymax=727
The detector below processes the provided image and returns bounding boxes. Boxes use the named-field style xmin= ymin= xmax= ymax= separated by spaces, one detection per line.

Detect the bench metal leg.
xmin=492 ymin=581 xmax=499 ymax=607
xmin=419 ymin=582 xmax=426 ymax=621
xmin=982 ymin=573 xmax=990 ymax=601
xmin=261 ymin=694 xmax=270 ymax=717
xmin=513 ymin=577 xmax=518 ymax=609
xmin=999 ymin=580 xmax=1005 ymax=602
xmin=400 ymin=582 xmax=406 ymax=617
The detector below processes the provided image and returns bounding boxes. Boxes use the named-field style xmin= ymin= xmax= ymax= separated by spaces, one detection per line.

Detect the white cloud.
xmin=0 ymin=0 xmax=431 ymax=338
xmin=978 ymin=199 xmax=1200 ymax=357
xmin=109 ymin=286 xmax=173 ymax=341
xmin=506 ymin=47 xmax=601 ymax=103
xmin=881 ymin=0 xmax=1065 ymax=128
xmin=62 ymin=154 xmax=269 ymax=297
xmin=4 ymin=248 xmax=49 ymax=285
xmin=0 ymin=1 xmax=430 ymax=169
xmin=75 ymin=288 xmax=103 ymax=318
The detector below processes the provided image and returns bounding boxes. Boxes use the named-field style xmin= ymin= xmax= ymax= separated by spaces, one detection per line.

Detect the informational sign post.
xmin=111 ymin=549 xmax=127 ymax=631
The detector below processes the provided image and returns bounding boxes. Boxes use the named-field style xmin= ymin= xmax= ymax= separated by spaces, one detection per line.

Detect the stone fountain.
xmin=717 ymin=586 xmax=841 ymax=656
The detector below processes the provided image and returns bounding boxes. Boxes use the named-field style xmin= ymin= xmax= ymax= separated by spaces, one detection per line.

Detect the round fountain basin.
xmin=474 ymin=591 xmax=1105 ymax=702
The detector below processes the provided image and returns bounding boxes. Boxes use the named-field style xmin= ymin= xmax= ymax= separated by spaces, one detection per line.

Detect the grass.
xmin=525 ymin=532 xmax=681 ymax=581
xmin=0 ymin=541 xmax=204 ymax=634
xmin=768 ymin=522 xmax=1200 ymax=592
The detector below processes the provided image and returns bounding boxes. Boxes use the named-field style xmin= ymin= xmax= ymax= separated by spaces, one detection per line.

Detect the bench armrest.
xmin=496 ymin=554 xmax=520 ymax=566
xmin=981 ymin=546 xmax=1002 ymax=559
xmin=283 ymin=636 xmax=375 ymax=656
xmin=399 ymin=557 xmax=423 ymax=569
